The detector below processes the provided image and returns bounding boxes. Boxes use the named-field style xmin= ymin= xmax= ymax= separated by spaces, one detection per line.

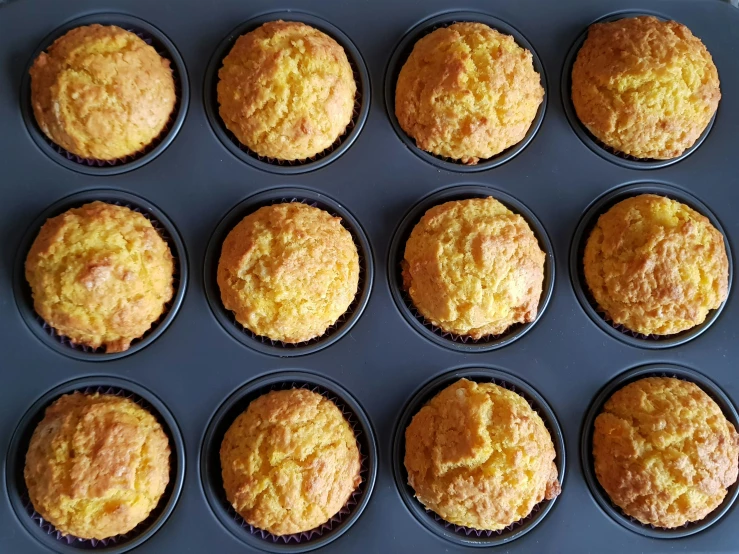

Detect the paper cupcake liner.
xmin=19 ymin=385 xmax=177 ymax=549
xmin=225 ymin=381 xmax=369 ymax=545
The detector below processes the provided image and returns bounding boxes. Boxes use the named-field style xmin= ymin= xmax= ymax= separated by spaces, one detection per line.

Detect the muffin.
xmin=395 ymin=22 xmax=544 ymax=164
xmin=593 ymin=377 xmax=739 ymax=528
xmin=402 ymin=197 xmax=545 ymax=338
xmin=572 ymin=16 xmax=720 ymax=160
xmin=405 ymin=379 xmax=560 ymax=530
xmin=220 ymin=388 xmax=361 ymax=535
xmin=25 ymin=201 xmax=175 ymax=353
xmin=217 ymin=20 xmax=356 ymax=161
xmin=217 ymin=202 xmax=359 ymax=343
xmin=24 ymin=392 xmax=171 ymax=539
xmin=29 ymin=24 xmax=176 ymax=160
xmin=583 ymin=194 xmax=729 ymax=336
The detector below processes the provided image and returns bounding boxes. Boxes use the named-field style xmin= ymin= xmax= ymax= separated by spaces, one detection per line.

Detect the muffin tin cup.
xmin=561 ymin=10 xmax=716 ymax=170
xmin=12 ymin=189 xmax=189 ymax=361
xmin=384 ymin=11 xmax=547 ymax=172
xmin=388 ymin=184 xmax=554 ymax=352
xmin=199 ymin=370 xmax=378 ymax=553
xmin=203 ymin=11 xmax=370 ymax=175
xmin=20 ymin=13 xmax=189 ymax=176
xmin=203 ymin=186 xmax=373 ymax=357
xmin=5 ymin=376 xmax=186 ymax=554
xmin=569 ymin=182 xmax=732 ymax=349
xmin=580 ymin=364 xmax=739 ymax=538
xmin=391 ymin=366 xmax=566 ymax=547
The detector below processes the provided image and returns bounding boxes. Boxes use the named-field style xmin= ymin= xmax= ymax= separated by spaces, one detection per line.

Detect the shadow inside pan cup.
xmin=203 ymin=11 xmax=370 ymax=175
xmin=384 ymin=11 xmax=547 ymax=172
xmin=199 ymin=370 xmax=378 ymax=553
xmin=20 ymin=13 xmax=189 ymax=176
xmin=203 ymin=186 xmax=373 ymax=357
xmin=12 ymin=189 xmax=188 ymax=362
xmin=580 ymin=364 xmax=739 ymax=538
xmin=560 ymin=10 xmax=716 ymax=170
xmin=387 ymin=184 xmax=554 ymax=352
xmin=5 ymin=376 xmax=185 ymax=554
xmin=569 ymin=182 xmax=732 ymax=349
xmin=392 ymin=367 xmax=565 ymax=547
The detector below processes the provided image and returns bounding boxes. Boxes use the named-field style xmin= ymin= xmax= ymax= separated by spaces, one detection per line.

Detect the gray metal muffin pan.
xmin=1 ymin=0 xmax=738 ymax=552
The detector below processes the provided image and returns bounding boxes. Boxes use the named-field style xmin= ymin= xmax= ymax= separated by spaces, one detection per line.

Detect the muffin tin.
xmin=1 ymin=0 xmax=738 ymax=553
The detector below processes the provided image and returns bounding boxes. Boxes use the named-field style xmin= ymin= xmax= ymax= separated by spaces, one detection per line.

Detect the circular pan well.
xmin=5 ymin=376 xmax=186 ymax=554
xmin=569 ymin=182 xmax=732 ymax=349
xmin=13 ymin=189 xmax=189 ymax=362
xmin=200 ymin=370 xmax=378 ymax=553
xmin=203 ymin=186 xmax=373 ymax=357
xmin=203 ymin=11 xmax=370 ymax=175
xmin=20 ymin=13 xmax=189 ymax=176
xmin=561 ymin=10 xmax=716 ymax=170
xmin=387 ymin=184 xmax=554 ymax=352
xmin=392 ymin=366 xmax=565 ymax=547
xmin=384 ymin=11 xmax=547 ymax=172
xmin=581 ymin=364 xmax=739 ymax=538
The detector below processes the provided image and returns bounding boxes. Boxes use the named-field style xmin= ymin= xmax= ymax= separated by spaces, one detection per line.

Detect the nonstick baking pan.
xmin=1 ymin=0 xmax=738 ymax=552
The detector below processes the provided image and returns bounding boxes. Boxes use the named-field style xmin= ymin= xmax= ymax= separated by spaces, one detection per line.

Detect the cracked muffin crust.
xmin=583 ymin=194 xmax=729 ymax=336
xmin=402 ymin=197 xmax=545 ymax=338
xmin=217 ymin=20 xmax=356 ymax=161
xmin=395 ymin=22 xmax=544 ymax=164
xmin=404 ymin=379 xmax=560 ymax=530
xmin=25 ymin=201 xmax=175 ymax=353
xmin=24 ymin=392 xmax=171 ymax=539
xmin=220 ymin=388 xmax=361 ymax=536
xmin=593 ymin=377 xmax=739 ymax=528
xmin=572 ymin=16 xmax=720 ymax=160
xmin=29 ymin=24 xmax=176 ymax=160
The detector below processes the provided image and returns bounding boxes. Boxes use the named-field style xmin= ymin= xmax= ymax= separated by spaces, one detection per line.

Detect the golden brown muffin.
xmin=220 ymin=388 xmax=361 ymax=535
xmin=25 ymin=201 xmax=175 ymax=353
xmin=24 ymin=392 xmax=171 ymax=539
xmin=572 ymin=16 xmax=720 ymax=160
xmin=217 ymin=20 xmax=356 ymax=161
xmin=583 ymin=194 xmax=728 ymax=336
xmin=405 ymin=379 xmax=560 ymax=530
xmin=217 ymin=202 xmax=359 ymax=343
xmin=593 ymin=377 xmax=739 ymax=528
xmin=29 ymin=24 xmax=176 ymax=160
xmin=395 ymin=22 xmax=544 ymax=164
xmin=402 ymin=197 xmax=545 ymax=338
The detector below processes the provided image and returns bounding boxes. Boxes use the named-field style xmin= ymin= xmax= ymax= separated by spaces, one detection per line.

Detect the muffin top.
xmin=402 ymin=197 xmax=545 ymax=338
xmin=217 ymin=202 xmax=359 ymax=343
xmin=24 ymin=392 xmax=171 ymax=539
xmin=29 ymin=24 xmax=176 ymax=160
xmin=583 ymin=194 xmax=728 ymax=336
xmin=572 ymin=16 xmax=720 ymax=160
xmin=220 ymin=388 xmax=361 ymax=536
xmin=25 ymin=201 xmax=175 ymax=353
xmin=217 ymin=20 xmax=356 ymax=161
xmin=593 ymin=377 xmax=739 ymax=528
xmin=405 ymin=379 xmax=560 ymax=530
xmin=395 ymin=22 xmax=544 ymax=164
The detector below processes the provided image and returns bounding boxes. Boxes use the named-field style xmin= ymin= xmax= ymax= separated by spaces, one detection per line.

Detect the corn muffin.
xmin=25 ymin=201 xmax=175 ymax=353
xmin=405 ymin=379 xmax=560 ymax=530
xmin=402 ymin=197 xmax=545 ymax=338
xmin=583 ymin=194 xmax=728 ymax=336
xmin=24 ymin=392 xmax=171 ymax=539
xmin=572 ymin=16 xmax=720 ymax=160
xmin=395 ymin=22 xmax=544 ymax=164
xmin=217 ymin=20 xmax=356 ymax=161
xmin=220 ymin=388 xmax=361 ymax=535
xmin=217 ymin=202 xmax=359 ymax=343
xmin=593 ymin=377 xmax=739 ymax=528
xmin=29 ymin=24 xmax=176 ymax=160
